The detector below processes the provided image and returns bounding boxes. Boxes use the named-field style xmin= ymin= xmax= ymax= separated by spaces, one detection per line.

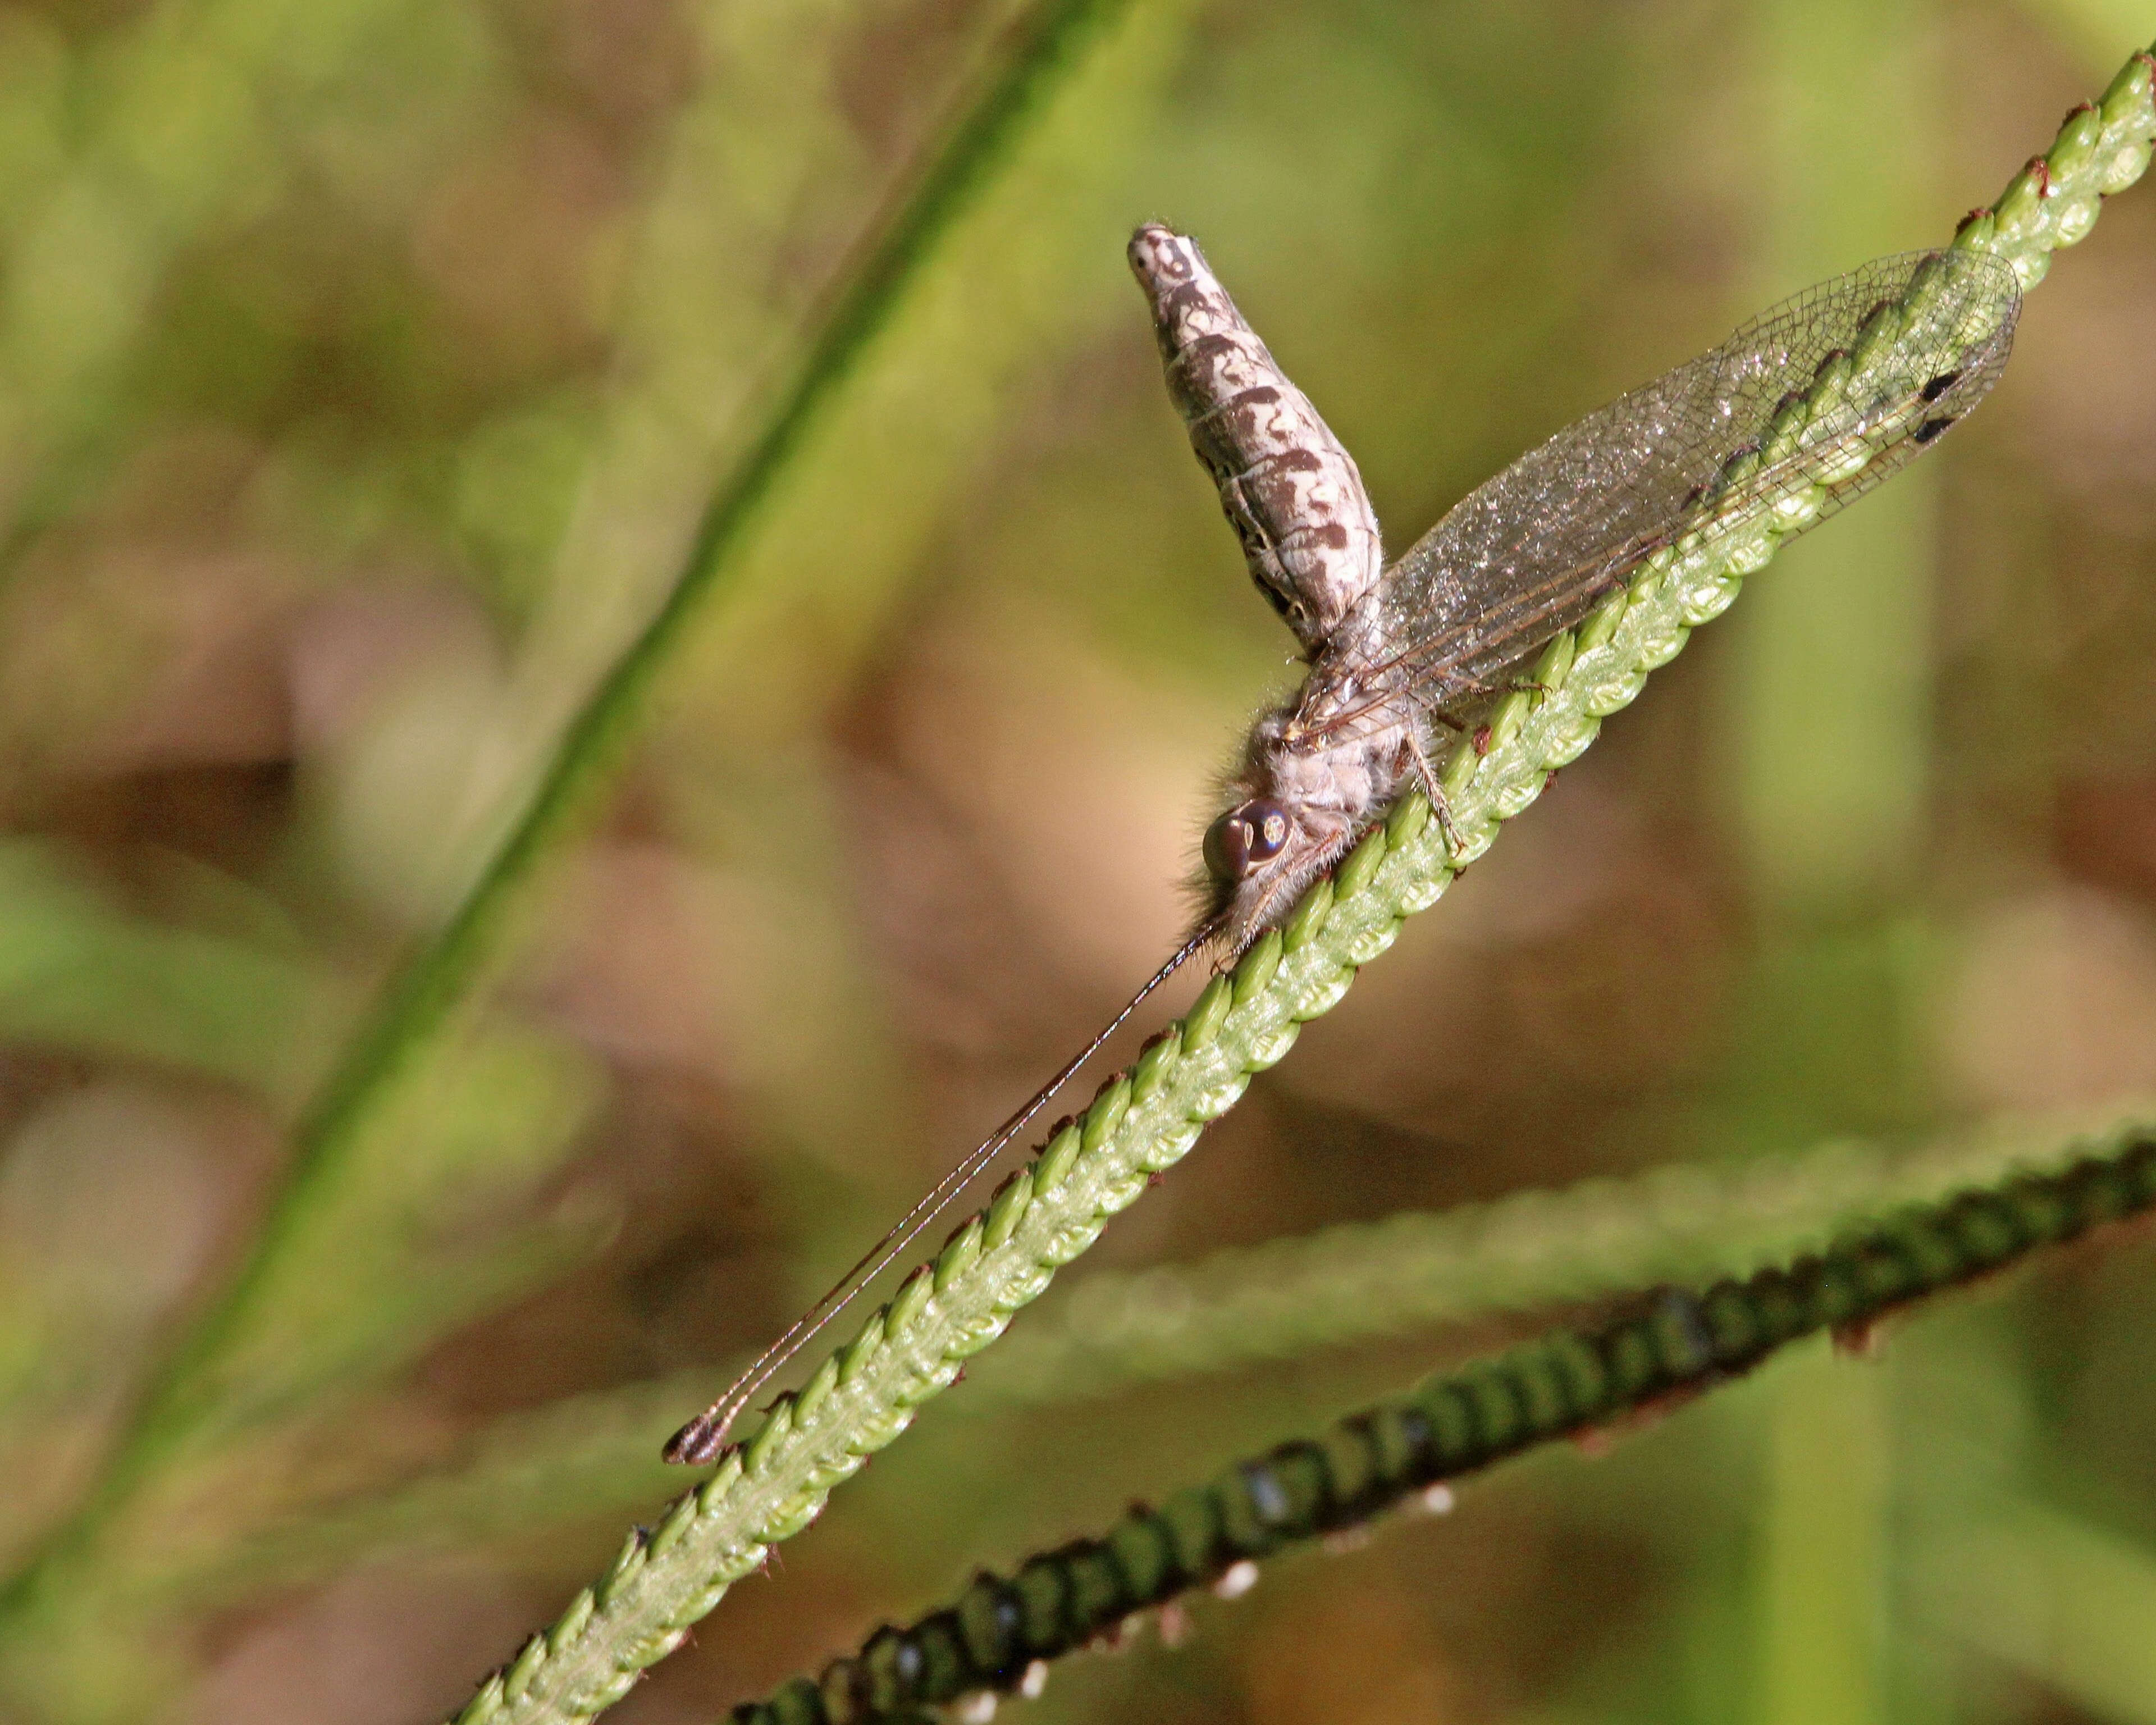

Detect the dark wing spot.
xmin=1313 ymin=522 xmax=1350 ymax=550
xmin=1919 ymin=369 xmax=1961 ymax=403
xmin=1231 ymin=385 xmax=1282 ymax=407
xmin=1912 ymin=416 xmax=1955 ymax=444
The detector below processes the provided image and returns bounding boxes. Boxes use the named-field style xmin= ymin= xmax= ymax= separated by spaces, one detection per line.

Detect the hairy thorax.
xmin=1204 ymin=644 xmax=1428 ymax=949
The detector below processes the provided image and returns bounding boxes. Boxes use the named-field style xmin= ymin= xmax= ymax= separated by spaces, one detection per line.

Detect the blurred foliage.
xmin=0 ymin=0 xmax=2149 ymax=1723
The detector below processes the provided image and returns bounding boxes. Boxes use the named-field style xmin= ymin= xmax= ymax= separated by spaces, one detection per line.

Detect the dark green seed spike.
xmin=1062 ymin=1541 xmax=1131 ymax=1636
xmin=1781 ymin=1251 xmax=1829 ymax=1321
xmin=1700 ymin=1284 xmax=1763 ymax=1363
xmin=1545 ymin=1333 xmax=1612 ymax=1421
xmin=1241 ymin=1458 xmax=1298 ymax=1531
xmin=1510 ymin=1344 xmax=1573 ymax=1436
xmin=1011 ymin=1551 xmax=1074 ymax=1655
xmin=1897 ymin=1216 xmax=1965 ymax=1289
xmin=858 ymin=1627 xmax=921 ymax=1714
xmin=1273 ymin=1441 xmax=1339 ymax=1530
xmin=2061 ymin=1156 xmax=2113 ymax=1216
xmin=2127 ymin=1137 xmax=2156 ymax=1200
xmin=1646 ymin=1289 xmax=1715 ymax=1377
xmin=1601 ymin=1319 xmax=1661 ymax=1400
xmin=2109 ymin=1153 xmax=2145 ymax=1210
xmin=955 ymin=1575 xmax=1024 ymax=1678
xmin=732 ymin=1125 xmax=2156 ymax=1725
xmin=1369 ymin=1403 xmax=1436 ymax=1489
xmin=818 ymin=1656 xmax=866 ymax=1725
xmin=2095 ymin=1162 xmax=2139 ymax=1222
xmin=762 ymin=1677 xmax=825 ymax=1725
xmin=2006 ymin=1172 xmax=2073 ymax=1244
xmin=1318 ymin=1421 xmax=1385 ymax=1519
xmin=907 ymin=1614 xmax=970 ymax=1703
xmin=1849 ymin=1240 xmax=1917 ymax=1305
xmin=1463 ymin=1365 xmax=1524 ymax=1452
xmin=2070 ymin=1157 xmax=2134 ymax=1227
xmin=1214 ymin=1466 xmax=1278 ymax=1555
xmin=1942 ymin=1193 xmax=2025 ymax=1267
xmin=1417 ymin=1381 xmax=1479 ymax=1468
xmin=1807 ymin=1257 xmax=1865 ymax=1327
xmin=1158 ymin=1484 xmax=1226 ymax=1580
xmin=1107 ymin=1511 xmax=1180 ymax=1603
xmin=2049 ymin=1161 xmax=2105 ymax=1231
xmin=1739 ymin=1266 xmax=1802 ymax=1347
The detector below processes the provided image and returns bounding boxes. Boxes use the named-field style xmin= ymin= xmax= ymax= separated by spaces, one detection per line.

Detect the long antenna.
xmin=663 ymin=923 xmax=1218 ymax=1464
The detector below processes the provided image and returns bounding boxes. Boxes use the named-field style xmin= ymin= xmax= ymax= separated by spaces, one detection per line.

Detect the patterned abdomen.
xmin=1128 ymin=223 xmax=1383 ymax=651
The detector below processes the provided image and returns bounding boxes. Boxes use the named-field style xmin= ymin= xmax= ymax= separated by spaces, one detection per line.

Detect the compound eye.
xmin=1203 ymin=799 xmax=1291 ymax=881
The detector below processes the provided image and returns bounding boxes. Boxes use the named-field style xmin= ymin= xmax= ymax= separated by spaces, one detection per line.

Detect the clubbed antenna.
xmin=664 ymin=923 xmax=1217 ymax=1464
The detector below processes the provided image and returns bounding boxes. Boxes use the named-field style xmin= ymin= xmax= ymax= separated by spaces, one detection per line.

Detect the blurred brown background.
xmin=0 ymin=0 xmax=2154 ymax=1722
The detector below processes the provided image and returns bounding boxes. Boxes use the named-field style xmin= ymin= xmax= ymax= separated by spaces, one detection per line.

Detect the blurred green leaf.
xmin=170 ymin=1021 xmax=612 ymax=1445
xmin=0 ymin=840 xmax=334 ymax=1098
xmin=1911 ymin=1496 xmax=2156 ymax=1724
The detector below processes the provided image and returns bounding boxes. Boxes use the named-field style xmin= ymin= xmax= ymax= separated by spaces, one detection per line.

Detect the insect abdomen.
xmin=1129 ymin=223 xmax=1383 ymax=650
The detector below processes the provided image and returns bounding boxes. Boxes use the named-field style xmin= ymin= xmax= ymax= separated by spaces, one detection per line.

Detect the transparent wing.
xmin=1308 ymin=249 xmax=2021 ymax=742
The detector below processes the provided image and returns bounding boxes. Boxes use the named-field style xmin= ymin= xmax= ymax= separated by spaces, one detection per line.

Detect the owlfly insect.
xmin=663 ymin=223 xmax=2019 ymax=1464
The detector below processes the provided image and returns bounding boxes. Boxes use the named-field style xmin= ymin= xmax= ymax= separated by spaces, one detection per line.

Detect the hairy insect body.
xmin=1135 ymin=226 xmax=2020 ymax=955
xmin=1208 ymin=640 xmax=1432 ymax=948
xmin=1128 ymin=225 xmax=1385 ymax=649
xmin=1131 ymin=223 xmax=1442 ymax=948
xmin=663 ymin=227 xmax=2021 ymax=1466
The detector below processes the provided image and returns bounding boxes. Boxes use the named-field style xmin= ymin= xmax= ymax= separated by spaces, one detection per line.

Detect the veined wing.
xmin=1305 ymin=248 xmax=2021 ymax=744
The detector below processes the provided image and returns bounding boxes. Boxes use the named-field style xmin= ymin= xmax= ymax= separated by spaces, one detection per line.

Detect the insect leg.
xmin=1404 ymin=728 xmax=1462 ymax=854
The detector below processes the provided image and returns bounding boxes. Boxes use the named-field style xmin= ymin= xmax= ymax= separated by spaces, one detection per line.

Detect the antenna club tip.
xmin=662 ymin=1416 xmax=730 ymax=1467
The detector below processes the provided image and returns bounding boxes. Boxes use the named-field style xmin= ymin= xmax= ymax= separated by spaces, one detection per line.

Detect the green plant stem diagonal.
xmin=733 ymin=1123 xmax=2156 ymax=1725
xmin=433 ymin=38 xmax=2156 ymax=1725
xmin=0 ymin=0 xmax=1139 ymax=1623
